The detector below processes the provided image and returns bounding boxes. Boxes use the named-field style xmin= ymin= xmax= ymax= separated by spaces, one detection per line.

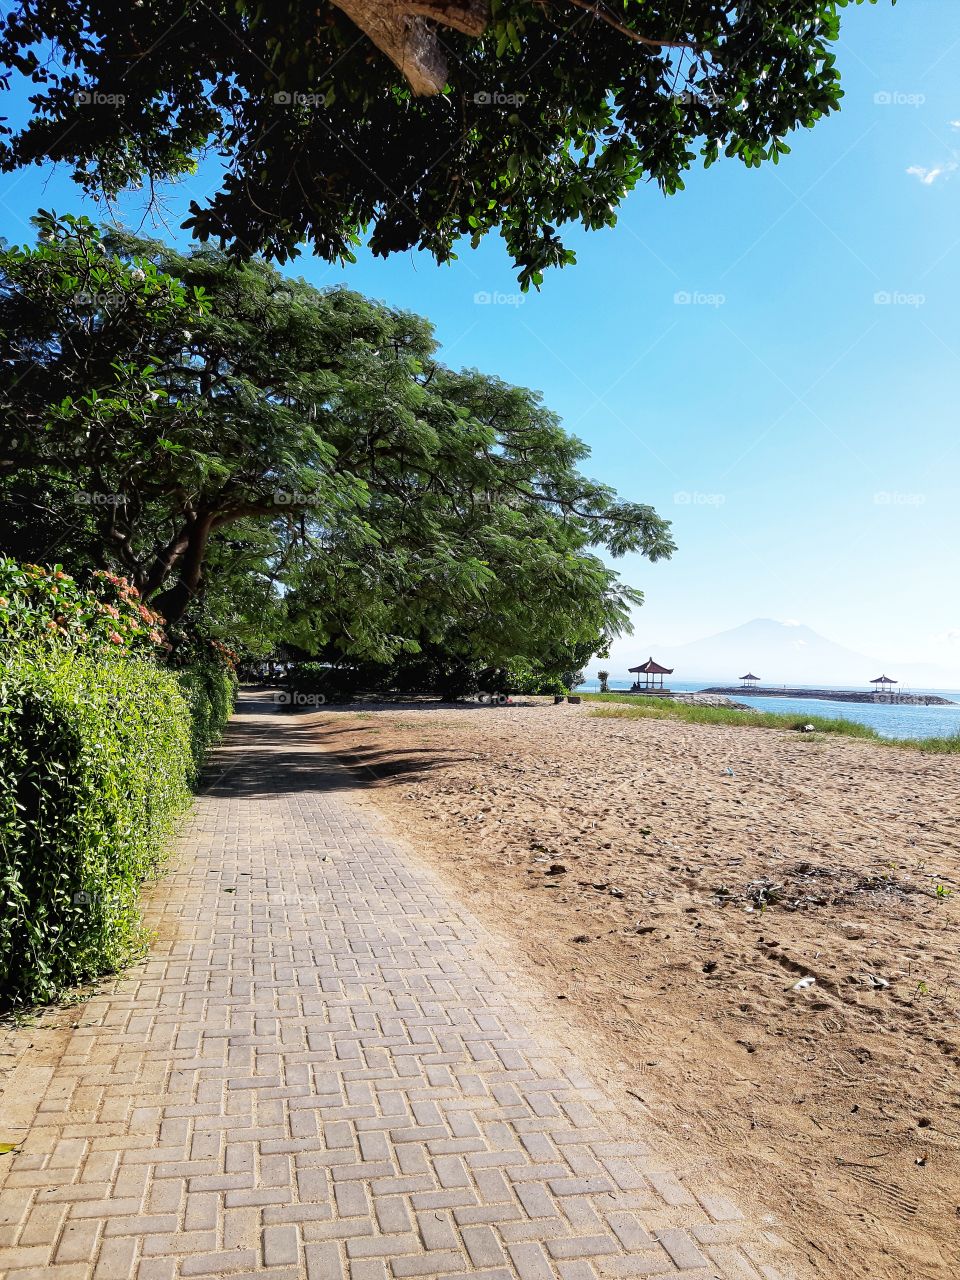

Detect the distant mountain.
xmin=607 ymin=618 xmax=960 ymax=690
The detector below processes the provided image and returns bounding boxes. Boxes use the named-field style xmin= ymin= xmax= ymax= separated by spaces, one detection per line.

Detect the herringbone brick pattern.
xmin=0 ymin=695 xmax=799 ymax=1280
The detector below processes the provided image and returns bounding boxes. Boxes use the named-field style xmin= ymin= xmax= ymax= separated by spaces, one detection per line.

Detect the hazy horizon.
xmin=602 ymin=616 xmax=960 ymax=689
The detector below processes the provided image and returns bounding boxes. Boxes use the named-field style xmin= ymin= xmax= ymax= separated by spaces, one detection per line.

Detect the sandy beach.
xmin=308 ymin=697 xmax=960 ymax=1280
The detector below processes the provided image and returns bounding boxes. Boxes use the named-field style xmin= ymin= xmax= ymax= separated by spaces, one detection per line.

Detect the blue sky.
xmin=2 ymin=1 xmax=958 ymax=672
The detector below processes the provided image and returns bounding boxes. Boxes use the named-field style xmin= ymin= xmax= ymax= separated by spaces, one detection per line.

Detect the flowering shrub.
xmin=0 ymin=558 xmax=166 ymax=657
xmin=164 ymin=618 xmax=239 ymax=672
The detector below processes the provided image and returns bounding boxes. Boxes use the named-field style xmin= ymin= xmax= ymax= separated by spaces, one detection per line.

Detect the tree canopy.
xmin=0 ymin=213 xmax=673 ymax=678
xmin=0 ymin=1 xmax=880 ymax=285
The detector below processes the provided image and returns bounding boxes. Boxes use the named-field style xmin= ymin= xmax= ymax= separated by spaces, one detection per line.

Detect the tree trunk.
xmin=149 ymin=513 xmax=215 ymax=626
xmin=329 ymin=0 xmax=488 ymax=95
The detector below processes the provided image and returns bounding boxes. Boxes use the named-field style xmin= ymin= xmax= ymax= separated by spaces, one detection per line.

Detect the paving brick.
xmin=506 ymin=1242 xmax=555 ymax=1280
xmin=346 ymin=1234 xmax=420 ymax=1259
xmin=375 ymin=1197 xmax=412 ymax=1235
xmin=554 ymin=1264 xmax=596 ymax=1280
xmin=656 ymin=1229 xmax=709 ymax=1271
xmin=461 ymin=1225 xmax=507 ymax=1268
xmin=335 ymin=1182 xmax=369 ymax=1218
xmin=391 ymin=1250 xmax=467 ymax=1277
xmin=351 ymin=1261 xmax=390 ymax=1280
xmin=546 ymin=1235 xmax=618 ymax=1260
xmin=93 ymin=1236 xmax=138 ymax=1280
xmin=417 ymin=1208 xmax=459 ymax=1251
xmin=264 ymin=1224 xmax=301 ymax=1266
xmin=306 ymin=1242 xmax=346 ymax=1280
xmin=180 ymin=1249 xmax=259 ymax=1275
xmin=607 ymin=1213 xmax=655 ymax=1251
xmin=18 ymin=1199 xmax=68 ymax=1245
xmin=55 ymin=1217 xmax=102 ymax=1264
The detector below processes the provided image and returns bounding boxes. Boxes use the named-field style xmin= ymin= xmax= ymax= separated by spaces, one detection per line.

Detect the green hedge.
xmin=0 ymin=653 xmax=234 ymax=1007
xmin=176 ymin=663 xmax=237 ymax=777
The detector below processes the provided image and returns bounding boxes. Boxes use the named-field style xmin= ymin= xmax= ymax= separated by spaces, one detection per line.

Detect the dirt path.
xmin=309 ymin=698 xmax=960 ymax=1280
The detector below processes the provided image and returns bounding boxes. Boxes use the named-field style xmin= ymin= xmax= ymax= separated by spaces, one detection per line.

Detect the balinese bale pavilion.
xmin=870 ymin=674 xmax=898 ymax=694
xmin=739 ymin=672 xmax=760 ymax=688
xmin=629 ymin=657 xmax=674 ymax=693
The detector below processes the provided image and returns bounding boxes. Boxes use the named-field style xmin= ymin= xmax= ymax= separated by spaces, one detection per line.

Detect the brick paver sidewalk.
xmin=0 ymin=694 xmax=798 ymax=1280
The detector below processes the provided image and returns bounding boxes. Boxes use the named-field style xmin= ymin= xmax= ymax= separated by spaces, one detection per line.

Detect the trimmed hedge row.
xmin=0 ymin=653 xmax=235 ymax=1007
xmin=176 ymin=663 xmax=238 ymax=776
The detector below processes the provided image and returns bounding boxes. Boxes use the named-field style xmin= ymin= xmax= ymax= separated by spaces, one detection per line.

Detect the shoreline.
xmin=698 ymin=685 xmax=955 ymax=705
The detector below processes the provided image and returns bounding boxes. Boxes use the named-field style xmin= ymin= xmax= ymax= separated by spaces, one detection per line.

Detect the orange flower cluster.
xmin=1 ymin=560 xmax=170 ymax=658
xmin=209 ymin=638 xmax=240 ymax=671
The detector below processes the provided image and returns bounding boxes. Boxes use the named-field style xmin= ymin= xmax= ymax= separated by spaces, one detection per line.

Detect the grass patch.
xmin=582 ymin=693 xmax=960 ymax=752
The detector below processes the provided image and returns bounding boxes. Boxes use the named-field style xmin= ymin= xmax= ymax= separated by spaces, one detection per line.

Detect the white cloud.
xmin=950 ymin=120 xmax=960 ymax=130
xmin=907 ymin=160 xmax=958 ymax=185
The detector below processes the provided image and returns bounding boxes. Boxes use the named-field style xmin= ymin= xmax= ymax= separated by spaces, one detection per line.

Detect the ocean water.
xmin=574 ymin=678 xmax=960 ymax=741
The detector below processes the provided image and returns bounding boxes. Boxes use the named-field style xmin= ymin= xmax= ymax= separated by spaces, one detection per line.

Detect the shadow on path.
xmin=199 ymin=691 xmax=463 ymax=799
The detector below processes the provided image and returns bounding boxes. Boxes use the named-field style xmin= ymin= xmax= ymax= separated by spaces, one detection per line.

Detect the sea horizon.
xmin=574 ymin=677 xmax=960 ymax=741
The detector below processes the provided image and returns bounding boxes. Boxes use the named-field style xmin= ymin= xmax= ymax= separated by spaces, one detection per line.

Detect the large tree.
xmin=0 ymin=214 xmax=673 ymax=665
xmin=0 ymin=1 xmax=879 ymax=285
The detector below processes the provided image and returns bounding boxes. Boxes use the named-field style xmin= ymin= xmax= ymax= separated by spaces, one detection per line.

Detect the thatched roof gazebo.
xmin=739 ymin=672 xmax=760 ymax=688
xmin=629 ymin=657 xmax=674 ymax=692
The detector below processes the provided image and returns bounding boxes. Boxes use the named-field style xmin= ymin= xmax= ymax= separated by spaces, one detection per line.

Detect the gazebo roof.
xmin=739 ymin=672 xmax=760 ymax=681
xmin=870 ymin=674 xmax=898 ymax=684
xmin=629 ymin=657 xmax=674 ymax=675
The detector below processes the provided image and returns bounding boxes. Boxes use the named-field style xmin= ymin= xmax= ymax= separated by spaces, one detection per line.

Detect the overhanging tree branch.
xmin=560 ymin=0 xmax=698 ymax=50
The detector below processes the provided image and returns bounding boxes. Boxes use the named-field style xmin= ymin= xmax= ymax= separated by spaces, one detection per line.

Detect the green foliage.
xmin=286 ymin=662 xmax=360 ymax=704
xmin=500 ymin=660 xmax=569 ymax=697
xmin=2 ymin=217 xmax=670 ymax=665
xmin=175 ymin=664 xmax=237 ymax=776
xmin=0 ymin=651 xmax=193 ymax=1007
xmin=0 ymin=2 xmax=883 ymax=284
